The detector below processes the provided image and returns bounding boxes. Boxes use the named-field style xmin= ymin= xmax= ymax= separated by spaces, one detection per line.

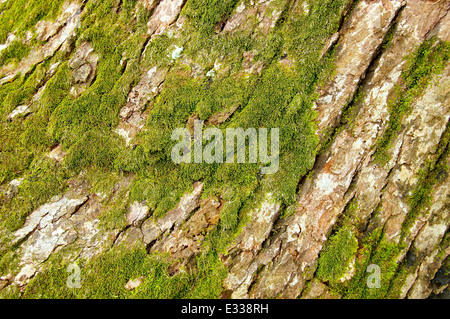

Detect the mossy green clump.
xmin=0 ymin=249 xmax=19 ymax=278
xmin=0 ymin=60 xmax=71 ymax=188
xmin=316 ymin=227 xmax=359 ymax=284
xmin=0 ymin=156 xmax=69 ymax=231
xmin=182 ymin=0 xmax=241 ymax=35
xmin=0 ymin=0 xmax=146 ymax=211
xmin=92 ymin=0 xmax=349 ymax=291
xmin=45 ymin=0 xmax=146 ymax=169
xmin=0 ymin=0 xmax=66 ymax=44
xmin=133 ymin=0 xmax=347 ymax=206
xmin=328 ymin=229 xmax=402 ymax=299
xmin=15 ymin=245 xmax=226 ymax=299
xmin=0 ymin=60 xmax=73 ymax=232
xmin=119 ymin=0 xmax=350 ymax=258
xmin=98 ymin=189 xmax=130 ymax=231
xmin=39 ymin=63 xmax=73 ymax=116
xmin=316 ymin=201 xmax=406 ymax=299
xmin=1 ymin=62 xmax=46 ymax=117
xmin=361 ymin=237 xmax=401 ymax=299
xmin=0 ymin=39 xmax=30 ymax=67
xmin=64 ymin=129 xmax=125 ymax=172
xmin=141 ymin=34 xmax=175 ymax=68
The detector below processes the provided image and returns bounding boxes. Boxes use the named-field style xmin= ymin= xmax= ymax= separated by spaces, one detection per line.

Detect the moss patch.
xmin=17 ymin=245 xmax=226 ymax=299
xmin=316 ymin=226 xmax=359 ymax=284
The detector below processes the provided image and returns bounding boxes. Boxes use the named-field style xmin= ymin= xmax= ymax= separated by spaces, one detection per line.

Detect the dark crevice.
xmin=145 ymin=239 xmax=157 ymax=253
xmin=119 ymin=57 xmax=128 ymax=75
xmin=179 ymin=205 xmax=202 ymax=228
xmin=341 ymin=0 xmax=361 ymax=27
xmin=116 ymin=0 xmax=123 ymax=14
xmin=169 ymin=0 xmax=188 ymax=29
xmin=246 ymin=240 xmax=284 ymax=297
xmin=363 ymin=123 xmax=448 ymax=295
xmin=272 ymin=0 xmax=295 ymax=31
xmin=215 ymin=17 xmax=228 ymax=34
xmin=10 ymin=224 xmax=40 ymax=249
xmin=319 ymin=0 xmax=359 ymax=59
xmin=239 ymin=3 xmax=363 ymax=272
xmin=137 ymin=0 xmax=162 ymax=62
xmin=141 ymin=0 xmax=187 ymax=59
xmin=139 ymin=36 xmax=152 ymax=63
xmin=395 ymin=224 xmax=449 ymax=298
xmin=250 ymin=204 xmax=284 ymax=255
xmin=246 ymin=263 xmax=266 ymax=296
xmin=112 ymin=224 xmax=131 ymax=247
xmin=67 ymin=196 xmax=90 ymax=219
xmin=143 ymin=203 xmax=202 ymax=254
xmin=355 ymin=131 xmax=407 ymax=239
xmin=423 ymin=4 xmax=450 ymax=41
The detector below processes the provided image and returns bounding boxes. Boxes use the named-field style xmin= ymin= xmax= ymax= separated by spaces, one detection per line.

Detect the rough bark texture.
xmin=0 ymin=0 xmax=448 ymax=299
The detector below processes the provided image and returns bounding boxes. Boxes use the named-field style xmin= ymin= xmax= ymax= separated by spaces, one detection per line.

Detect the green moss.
xmin=363 ymin=238 xmax=401 ymax=298
xmin=331 ymin=229 xmax=402 ymax=299
xmin=340 ymin=197 xmax=366 ymax=232
xmin=316 ymin=226 xmax=359 ymax=284
xmin=38 ymin=63 xmax=72 ymax=116
xmin=141 ymin=34 xmax=174 ymax=68
xmin=20 ymin=245 xmax=226 ymax=299
xmin=0 ymin=156 xmax=69 ymax=231
xmin=64 ymin=129 xmax=125 ymax=173
xmin=0 ymin=249 xmax=19 ymax=277
xmin=0 ymin=60 xmax=69 ymax=185
xmin=385 ymin=260 xmax=409 ymax=299
xmin=0 ymin=283 xmax=20 ymax=299
xmin=116 ymin=0 xmax=350 ymax=270
xmin=123 ymin=0 xmax=350 ymax=217
xmin=0 ymin=62 xmax=72 ymax=190
xmin=182 ymin=0 xmax=241 ymax=35
xmin=0 ymin=120 xmax=36 ymax=184
xmin=128 ymin=165 xmax=196 ymax=218
xmin=84 ymin=168 xmax=133 ymax=231
xmin=1 ymin=63 xmax=46 ymax=117
xmin=85 ymin=167 xmax=123 ymax=197
xmin=98 ymin=193 xmax=129 ymax=231
xmin=0 ymin=0 xmax=66 ymax=44
xmin=206 ymin=195 xmax=246 ymax=254
xmin=0 ymin=39 xmax=30 ymax=67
